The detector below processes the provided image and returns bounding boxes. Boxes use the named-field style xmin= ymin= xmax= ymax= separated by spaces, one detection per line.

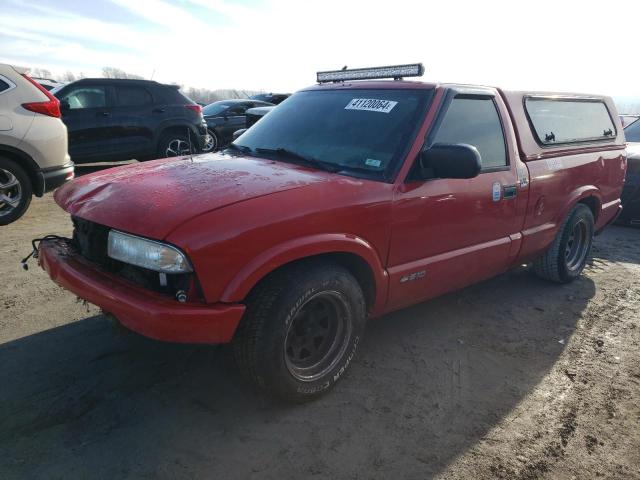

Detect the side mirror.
xmin=232 ymin=128 xmax=247 ymax=141
xmin=60 ymin=100 xmax=70 ymax=111
xmin=418 ymin=143 xmax=481 ymax=180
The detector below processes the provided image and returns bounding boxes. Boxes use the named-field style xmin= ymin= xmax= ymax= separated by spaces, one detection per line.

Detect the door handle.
xmin=98 ymin=111 xmax=110 ymax=117
xmin=153 ymin=108 xmax=166 ymax=113
xmin=503 ymin=185 xmax=518 ymax=199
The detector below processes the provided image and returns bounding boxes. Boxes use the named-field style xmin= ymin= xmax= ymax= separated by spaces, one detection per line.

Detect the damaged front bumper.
xmin=37 ymin=238 xmax=245 ymax=344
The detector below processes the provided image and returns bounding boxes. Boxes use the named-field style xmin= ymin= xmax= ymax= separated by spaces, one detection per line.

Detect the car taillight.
xmin=21 ymin=74 xmax=61 ymax=118
xmin=185 ymin=104 xmax=202 ymax=115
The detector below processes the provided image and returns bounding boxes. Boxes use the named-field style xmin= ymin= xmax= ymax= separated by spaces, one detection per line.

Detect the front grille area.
xmin=71 ymin=216 xmax=196 ymax=300
xmin=73 ymin=217 xmax=110 ymax=264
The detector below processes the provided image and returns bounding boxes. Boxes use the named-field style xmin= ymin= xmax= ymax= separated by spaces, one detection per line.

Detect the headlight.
xmin=107 ymin=230 xmax=192 ymax=274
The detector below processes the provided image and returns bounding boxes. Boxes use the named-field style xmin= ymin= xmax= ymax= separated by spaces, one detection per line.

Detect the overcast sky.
xmin=0 ymin=0 xmax=638 ymax=96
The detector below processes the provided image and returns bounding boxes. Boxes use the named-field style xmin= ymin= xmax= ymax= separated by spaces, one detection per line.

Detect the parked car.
xmin=201 ymin=99 xmax=273 ymax=151
xmin=250 ymin=93 xmax=290 ymax=105
xmin=33 ymin=77 xmax=64 ymax=91
xmin=52 ymin=78 xmax=208 ymax=163
xmin=0 ymin=64 xmax=73 ymax=225
xmin=232 ymin=105 xmax=275 ymax=141
xmin=620 ymin=114 xmax=640 ymax=128
xmin=619 ymin=119 xmax=640 ymax=225
xmin=34 ymin=64 xmax=625 ymax=401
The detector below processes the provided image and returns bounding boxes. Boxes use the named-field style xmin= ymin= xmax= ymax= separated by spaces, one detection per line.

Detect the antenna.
xmin=187 ymin=127 xmax=194 ymax=161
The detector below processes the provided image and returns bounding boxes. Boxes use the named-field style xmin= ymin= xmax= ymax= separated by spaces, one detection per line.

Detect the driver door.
xmin=387 ymin=92 xmax=523 ymax=311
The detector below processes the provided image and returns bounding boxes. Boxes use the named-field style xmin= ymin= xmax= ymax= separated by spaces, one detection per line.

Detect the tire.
xmin=0 ymin=157 xmax=32 ymax=226
xmin=157 ymin=131 xmax=195 ymax=158
xmin=233 ymin=261 xmax=367 ymax=402
xmin=533 ymin=204 xmax=594 ymax=283
xmin=201 ymin=129 xmax=218 ymax=153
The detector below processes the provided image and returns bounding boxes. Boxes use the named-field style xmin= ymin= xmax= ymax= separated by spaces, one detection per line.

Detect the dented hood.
xmin=55 ymin=152 xmax=327 ymax=239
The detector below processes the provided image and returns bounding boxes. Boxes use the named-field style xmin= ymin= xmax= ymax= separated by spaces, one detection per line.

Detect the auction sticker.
xmin=345 ymin=98 xmax=397 ymax=113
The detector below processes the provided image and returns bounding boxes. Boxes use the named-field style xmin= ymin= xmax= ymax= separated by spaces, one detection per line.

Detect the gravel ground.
xmin=1 ymin=191 xmax=639 ymax=480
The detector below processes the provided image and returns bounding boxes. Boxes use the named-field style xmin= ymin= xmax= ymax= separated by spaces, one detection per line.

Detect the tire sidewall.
xmin=557 ymin=205 xmax=594 ymax=282
xmin=202 ymin=129 xmax=218 ymax=152
xmin=0 ymin=158 xmax=32 ymax=226
xmin=258 ymin=267 xmax=366 ymax=400
xmin=158 ymin=132 xmax=191 ymax=158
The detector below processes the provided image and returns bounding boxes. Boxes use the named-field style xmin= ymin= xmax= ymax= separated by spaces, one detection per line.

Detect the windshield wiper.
xmin=254 ymin=147 xmax=340 ymax=173
xmin=226 ymin=143 xmax=252 ymax=154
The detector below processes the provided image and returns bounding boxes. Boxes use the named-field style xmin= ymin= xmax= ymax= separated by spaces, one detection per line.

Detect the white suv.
xmin=0 ymin=63 xmax=73 ymax=225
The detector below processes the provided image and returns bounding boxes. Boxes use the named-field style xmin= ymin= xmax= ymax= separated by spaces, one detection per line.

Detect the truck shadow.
xmin=0 ymin=266 xmax=598 ymax=479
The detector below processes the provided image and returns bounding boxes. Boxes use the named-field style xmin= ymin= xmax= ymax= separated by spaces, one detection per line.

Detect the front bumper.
xmin=38 ymin=238 xmax=245 ymax=344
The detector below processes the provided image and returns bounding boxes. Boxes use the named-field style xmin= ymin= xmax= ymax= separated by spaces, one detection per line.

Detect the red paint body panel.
xmin=38 ymin=238 xmax=245 ymax=343
xmin=43 ymin=80 xmax=627 ymax=344
xmin=54 ymin=154 xmax=328 ymax=240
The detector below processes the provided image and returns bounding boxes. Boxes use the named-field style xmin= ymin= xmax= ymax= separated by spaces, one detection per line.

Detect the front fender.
xmin=220 ymin=233 xmax=389 ymax=315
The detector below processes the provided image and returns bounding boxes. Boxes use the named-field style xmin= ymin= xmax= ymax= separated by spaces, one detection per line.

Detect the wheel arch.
xmin=220 ymin=234 xmax=389 ymax=316
xmin=0 ymin=145 xmax=44 ymax=196
xmin=556 ymin=186 xmax=601 ymax=227
xmin=155 ymin=123 xmax=199 ymax=149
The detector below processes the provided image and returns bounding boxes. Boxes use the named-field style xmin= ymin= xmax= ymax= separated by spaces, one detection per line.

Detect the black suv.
xmin=52 ymin=79 xmax=208 ymax=163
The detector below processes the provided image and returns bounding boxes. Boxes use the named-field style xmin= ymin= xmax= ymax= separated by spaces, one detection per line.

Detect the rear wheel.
xmin=157 ymin=132 xmax=194 ymax=158
xmin=233 ymin=262 xmax=366 ymax=402
xmin=0 ymin=157 xmax=32 ymax=226
xmin=533 ymin=203 xmax=594 ymax=283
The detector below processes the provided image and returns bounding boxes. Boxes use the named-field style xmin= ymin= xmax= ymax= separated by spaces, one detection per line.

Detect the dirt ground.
xmin=1 ymin=187 xmax=639 ymax=479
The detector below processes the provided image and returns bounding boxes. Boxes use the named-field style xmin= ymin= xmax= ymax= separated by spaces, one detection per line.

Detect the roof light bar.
xmin=317 ymin=63 xmax=424 ymax=84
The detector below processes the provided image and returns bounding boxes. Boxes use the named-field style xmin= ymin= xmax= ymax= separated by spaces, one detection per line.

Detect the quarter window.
xmin=116 ymin=86 xmax=152 ymax=107
xmin=60 ymin=86 xmax=107 ymax=109
xmin=525 ymin=98 xmax=616 ymax=145
xmin=434 ymin=96 xmax=507 ymax=169
xmin=0 ymin=78 xmax=10 ymax=93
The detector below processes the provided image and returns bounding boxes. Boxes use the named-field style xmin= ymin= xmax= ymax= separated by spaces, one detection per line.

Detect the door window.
xmin=116 ymin=86 xmax=152 ymax=107
xmin=228 ymin=105 xmax=247 ymax=115
xmin=60 ymin=86 xmax=107 ymax=110
xmin=434 ymin=96 xmax=507 ymax=169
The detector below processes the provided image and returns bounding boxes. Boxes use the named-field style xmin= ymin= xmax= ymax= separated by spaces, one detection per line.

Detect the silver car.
xmin=0 ymin=63 xmax=73 ymax=225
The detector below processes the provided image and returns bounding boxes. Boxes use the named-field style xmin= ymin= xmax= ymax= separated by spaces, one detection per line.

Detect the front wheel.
xmin=201 ymin=129 xmax=218 ymax=153
xmin=533 ymin=204 xmax=594 ymax=283
xmin=233 ymin=262 xmax=366 ymax=402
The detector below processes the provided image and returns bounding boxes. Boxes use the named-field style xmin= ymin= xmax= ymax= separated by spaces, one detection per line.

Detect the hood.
xmin=55 ymin=152 xmax=327 ymax=239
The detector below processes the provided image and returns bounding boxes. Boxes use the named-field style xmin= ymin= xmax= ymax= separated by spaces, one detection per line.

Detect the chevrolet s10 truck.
xmin=33 ymin=64 xmax=626 ymax=401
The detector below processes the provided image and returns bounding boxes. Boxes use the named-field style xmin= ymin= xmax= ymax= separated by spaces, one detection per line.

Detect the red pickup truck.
xmin=35 ymin=64 xmax=626 ymax=401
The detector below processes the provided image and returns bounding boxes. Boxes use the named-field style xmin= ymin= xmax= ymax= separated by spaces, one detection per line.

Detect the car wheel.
xmin=157 ymin=132 xmax=194 ymax=158
xmin=233 ymin=261 xmax=366 ymax=402
xmin=0 ymin=157 xmax=32 ymax=226
xmin=201 ymin=129 xmax=218 ymax=153
xmin=533 ymin=203 xmax=594 ymax=283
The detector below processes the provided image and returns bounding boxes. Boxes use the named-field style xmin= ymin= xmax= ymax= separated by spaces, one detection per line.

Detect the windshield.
xmin=203 ymin=102 xmax=230 ymax=116
xmin=50 ymin=84 xmax=65 ymax=96
xmin=234 ymin=88 xmax=432 ymax=181
xmin=625 ymin=119 xmax=640 ymax=142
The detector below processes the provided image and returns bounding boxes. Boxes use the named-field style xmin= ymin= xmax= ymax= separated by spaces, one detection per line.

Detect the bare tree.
xmin=101 ymin=67 xmax=144 ymax=80
xmin=57 ymin=71 xmax=77 ymax=82
xmin=30 ymin=68 xmax=52 ymax=79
